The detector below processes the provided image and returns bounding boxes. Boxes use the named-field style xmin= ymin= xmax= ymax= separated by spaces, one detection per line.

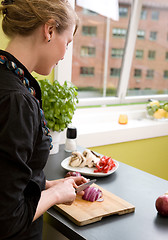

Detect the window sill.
xmin=71 ymin=104 xmax=168 ymax=147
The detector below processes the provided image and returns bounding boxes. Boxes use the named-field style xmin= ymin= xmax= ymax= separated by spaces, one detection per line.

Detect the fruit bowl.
xmin=146 ymin=100 xmax=168 ymax=121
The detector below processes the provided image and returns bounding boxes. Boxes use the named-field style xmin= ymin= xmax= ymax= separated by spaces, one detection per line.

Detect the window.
xmin=111 ymin=48 xmax=124 ymax=58
xmin=82 ymin=26 xmax=97 ymax=36
xmin=146 ymin=69 xmax=154 ymax=79
xmin=141 ymin=9 xmax=147 ymax=19
xmin=70 ymin=0 xmax=168 ymax=106
xmin=151 ymin=11 xmax=159 ymax=20
xmin=83 ymin=9 xmax=98 ymax=16
xmin=134 ymin=69 xmax=142 ymax=78
xmin=149 ymin=31 xmax=157 ymax=41
xmin=112 ymin=28 xmax=127 ymax=38
xmin=110 ymin=68 xmax=121 ymax=77
xmin=137 ymin=30 xmax=145 ymax=39
xmin=80 ymin=67 xmax=94 ymax=76
xmin=119 ymin=7 xmax=128 ymax=17
xmin=163 ymin=71 xmax=168 ymax=79
xmin=148 ymin=50 xmax=156 ymax=59
xmin=127 ymin=0 xmax=168 ymax=98
xmin=72 ymin=2 xmax=130 ymax=100
xmin=135 ymin=50 xmax=144 ymax=59
xmin=165 ymin=52 xmax=168 ymax=60
xmin=81 ymin=46 xmax=96 ymax=57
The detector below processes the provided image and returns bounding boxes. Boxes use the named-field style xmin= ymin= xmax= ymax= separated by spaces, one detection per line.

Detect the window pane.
xmin=151 ymin=10 xmax=159 ymax=20
xmin=136 ymin=50 xmax=144 ymax=59
xmin=81 ymin=46 xmax=96 ymax=57
xmin=148 ymin=50 xmax=156 ymax=59
xmin=141 ymin=9 xmax=147 ymax=20
xmin=127 ymin=0 xmax=168 ymax=96
xmin=119 ymin=7 xmax=128 ymax=18
xmin=72 ymin=2 xmax=132 ymax=99
xmin=146 ymin=69 xmax=154 ymax=79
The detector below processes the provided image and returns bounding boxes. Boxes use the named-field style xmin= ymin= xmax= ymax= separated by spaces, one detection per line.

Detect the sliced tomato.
xmin=94 ymin=155 xmax=116 ymax=173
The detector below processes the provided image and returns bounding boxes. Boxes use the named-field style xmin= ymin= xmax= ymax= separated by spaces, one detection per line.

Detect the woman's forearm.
xmin=33 ymin=187 xmax=58 ymax=221
xmin=33 ymin=176 xmax=87 ymax=221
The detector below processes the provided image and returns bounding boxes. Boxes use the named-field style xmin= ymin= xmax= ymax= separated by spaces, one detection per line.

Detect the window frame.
xmin=81 ymin=46 xmax=96 ymax=57
xmin=80 ymin=67 xmax=95 ymax=76
xmin=149 ymin=31 xmax=157 ymax=41
xmin=111 ymin=48 xmax=124 ymax=58
xmin=135 ymin=49 xmax=144 ymax=59
xmin=55 ymin=0 xmax=168 ymax=107
xmin=110 ymin=68 xmax=121 ymax=77
xmin=148 ymin=50 xmax=156 ymax=59
xmin=146 ymin=69 xmax=154 ymax=79
xmin=82 ymin=26 xmax=97 ymax=36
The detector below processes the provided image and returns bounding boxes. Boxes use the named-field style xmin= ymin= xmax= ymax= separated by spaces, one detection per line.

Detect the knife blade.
xmin=75 ymin=179 xmax=97 ymax=193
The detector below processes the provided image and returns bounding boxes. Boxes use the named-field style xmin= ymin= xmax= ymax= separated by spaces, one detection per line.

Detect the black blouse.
xmin=0 ymin=50 xmax=50 ymax=239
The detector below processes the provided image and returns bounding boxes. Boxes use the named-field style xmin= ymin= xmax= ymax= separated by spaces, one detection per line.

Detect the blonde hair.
xmin=0 ymin=0 xmax=79 ymax=37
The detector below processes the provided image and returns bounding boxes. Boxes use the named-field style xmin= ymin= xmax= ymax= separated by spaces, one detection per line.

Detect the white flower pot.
xmin=49 ymin=130 xmax=66 ymax=154
xmin=49 ymin=131 xmax=61 ymax=154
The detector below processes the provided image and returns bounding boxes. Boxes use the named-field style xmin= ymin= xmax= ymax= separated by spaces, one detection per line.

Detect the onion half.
xmin=64 ymin=171 xmax=81 ymax=178
xmin=82 ymin=186 xmax=103 ymax=202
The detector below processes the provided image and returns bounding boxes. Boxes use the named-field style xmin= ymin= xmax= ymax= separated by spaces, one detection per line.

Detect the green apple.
xmin=163 ymin=103 xmax=168 ymax=112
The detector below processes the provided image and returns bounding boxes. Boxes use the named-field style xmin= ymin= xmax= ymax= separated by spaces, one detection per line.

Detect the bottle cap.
xmin=66 ymin=126 xmax=77 ymax=139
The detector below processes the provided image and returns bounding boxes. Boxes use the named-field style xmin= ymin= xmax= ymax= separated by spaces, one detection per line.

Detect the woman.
xmin=0 ymin=0 xmax=86 ymax=239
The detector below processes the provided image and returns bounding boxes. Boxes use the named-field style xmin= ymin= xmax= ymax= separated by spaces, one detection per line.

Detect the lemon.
xmin=149 ymin=101 xmax=160 ymax=107
xmin=165 ymin=112 xmax=168 ymax=119
xmin=153 ymin=109 xmax=166 ymax=119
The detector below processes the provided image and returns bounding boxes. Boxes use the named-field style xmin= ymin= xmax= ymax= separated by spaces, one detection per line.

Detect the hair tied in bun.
xmin=1 ymin=0 xmax=14 ymax=5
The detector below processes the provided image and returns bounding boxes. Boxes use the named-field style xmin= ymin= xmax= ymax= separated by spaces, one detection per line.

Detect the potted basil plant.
xmin=39 ymin=79 xmax=78 ymax=153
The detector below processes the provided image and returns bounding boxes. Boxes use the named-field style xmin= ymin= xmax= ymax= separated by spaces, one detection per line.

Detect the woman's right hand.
xmin=33 ymin=176 xmax=87 ymax=221
xmin=50 ymin=177 xmax=77 ymax=205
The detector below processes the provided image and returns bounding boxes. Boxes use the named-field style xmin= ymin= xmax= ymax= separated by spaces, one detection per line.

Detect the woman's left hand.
xmin=46 ymin=176 xmax=88 ymax=195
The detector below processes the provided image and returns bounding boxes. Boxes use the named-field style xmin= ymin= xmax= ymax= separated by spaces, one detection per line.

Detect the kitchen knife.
xmin=75 ymin=179 xmax=97 ymax=193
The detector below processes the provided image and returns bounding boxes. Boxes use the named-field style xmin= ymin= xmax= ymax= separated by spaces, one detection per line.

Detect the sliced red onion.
xmin=89 ymin=187 xmax=97 ymax=202
xmin=82 ymin=187 xmax=91 ymax=200
xmin=82 ymin=186 xmax=103 ymax=202
xmin=64 ymin=171 xmax=81 ymax=178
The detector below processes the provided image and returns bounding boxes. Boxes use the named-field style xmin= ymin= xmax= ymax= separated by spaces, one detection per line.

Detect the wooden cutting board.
xmin=54 ymin=184 xmax=135 ymax=226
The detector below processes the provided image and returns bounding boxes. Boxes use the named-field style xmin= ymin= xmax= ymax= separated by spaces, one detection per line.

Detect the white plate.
xmin=61 ymin=157 xmax=119 ymax=177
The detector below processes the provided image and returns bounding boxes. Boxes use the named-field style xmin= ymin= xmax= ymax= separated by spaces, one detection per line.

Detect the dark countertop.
xmin=44 ymin=145 xmax=168 ymax=240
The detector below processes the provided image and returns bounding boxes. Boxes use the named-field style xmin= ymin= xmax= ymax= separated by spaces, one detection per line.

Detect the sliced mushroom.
xmin=69 ymin=151 xmax=86 ymax=168
xmin=83 ymin=149 xmax=100 ymax=168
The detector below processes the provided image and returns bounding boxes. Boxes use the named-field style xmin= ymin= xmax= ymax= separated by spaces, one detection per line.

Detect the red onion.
xmin=82 ymin=186 xmax=103 ymax=202
xmin=64 ymin=171 xmax=81 ymax=178
xmin=155 ymin=193 xmax=168 ymax=216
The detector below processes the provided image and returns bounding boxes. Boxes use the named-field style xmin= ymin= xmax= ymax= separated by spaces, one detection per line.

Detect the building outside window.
xmin=71 ymin=0 xmax=168 ymax=105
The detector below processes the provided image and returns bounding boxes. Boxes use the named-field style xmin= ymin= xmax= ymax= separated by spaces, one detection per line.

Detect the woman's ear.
xmin=44 ymin=19 xmax=56 ymax=42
